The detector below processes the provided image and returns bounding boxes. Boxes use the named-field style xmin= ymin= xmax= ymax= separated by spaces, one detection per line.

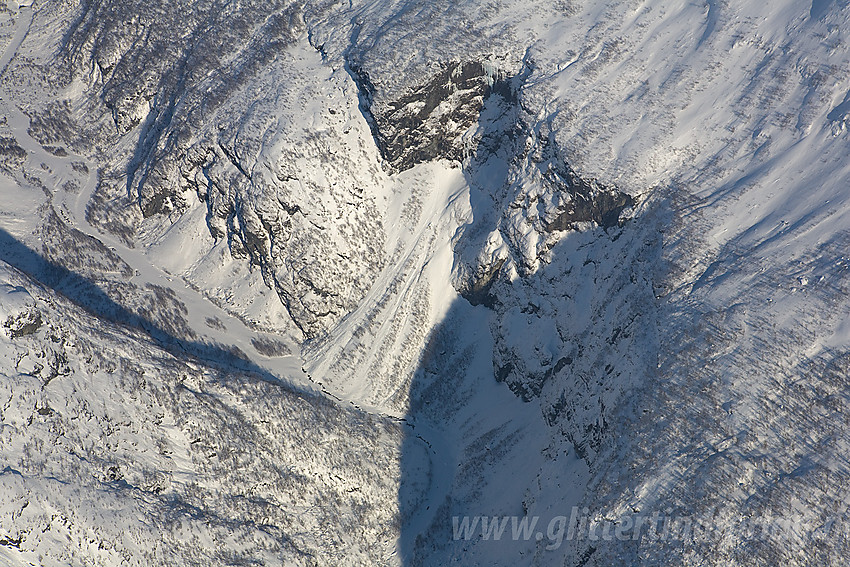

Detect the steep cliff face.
xmin=349 ymin=59 xmax=507 ymax=171
xmin=172 ymin=52 xmax=390 ymax=338
xmin=32 ymin=0 xmax=638 ymax=349
xmin=3 ymin=0 xmax=850 ymax=565
xmin=310 ymin=51 xmax=645 ymax=473
xmin=51 ymin=0 xmax=391 ymax=338
xmin=436 ymin=66 xmax=645 ymax=464
xmin=450 ymin=81 xmax=636 ymax=295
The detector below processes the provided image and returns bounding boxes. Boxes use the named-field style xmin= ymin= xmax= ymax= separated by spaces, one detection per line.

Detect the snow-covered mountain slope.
xmin=2 ymin=0 xmax=850 ymax=565
xmin=0 ymin=257 xmax=407 ymax=566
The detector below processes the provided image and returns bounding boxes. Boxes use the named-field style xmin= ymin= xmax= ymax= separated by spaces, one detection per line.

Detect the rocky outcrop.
xmin=449 ymin=69 xmax=637 ymax=304
xmin=0 ymin=136 xmax=27 ymax=173
xmin=2 ymin=303 xmax=42 ymax=339
xmin=346 ymin=52 xmax=646 ymax=466
xmin=541 ymin=165 xmax=635 ymax=232
xmin=489 ymin=217 xmax=659 ymax=463
xmin=179 ymin=124 xmax=387 ymax=339
xmin=349 ymin=59 xmax=510 ymax=171
xmin=59 ymin=0 xmax=387 ymax=339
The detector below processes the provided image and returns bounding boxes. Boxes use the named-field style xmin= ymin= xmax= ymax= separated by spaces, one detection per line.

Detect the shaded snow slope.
xmin=1 ymin=0 xmax=850 ymax=565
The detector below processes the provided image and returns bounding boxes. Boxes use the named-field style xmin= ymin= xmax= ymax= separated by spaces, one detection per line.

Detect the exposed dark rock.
xmin=349 ymin=59 xmax=509 ymax=171
xmin=0 ymin=137 xmax=27 ymax=160
xmin=530 ymin=132 xmax=635 ymax=233
xmin=0 ymin=535 xmax=22 ymax=549
xmin=544 ymin=178 xmax=634 ymax=231
xmin=36 ymin=405 xmax=54 ymax=416
xmin=43 ymin=145 xmax=69 ymax=157
xmin=458 ymin=257 xmax=505 ymax=308
xmin=4 ymin=309 xmax=43 ymax=338
xmin=496 ymin=360 xmax=543 ymax=401
xmin=251 ymin=336 xmax=291 ymax=357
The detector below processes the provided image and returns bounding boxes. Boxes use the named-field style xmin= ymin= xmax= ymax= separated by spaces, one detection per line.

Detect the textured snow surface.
xmin=1 ymin=0 xmax=850 ymax=565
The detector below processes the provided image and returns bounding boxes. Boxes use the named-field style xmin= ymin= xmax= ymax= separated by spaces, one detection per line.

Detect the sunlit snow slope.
xmin=1 ymin=0 xmax=850 ymax=565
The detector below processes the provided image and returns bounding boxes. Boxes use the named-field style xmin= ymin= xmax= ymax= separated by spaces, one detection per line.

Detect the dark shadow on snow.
xmin=0 ymin=226 xmax=319 ymax=398
xmin=395 ymin=65 xmax=659 ymax=565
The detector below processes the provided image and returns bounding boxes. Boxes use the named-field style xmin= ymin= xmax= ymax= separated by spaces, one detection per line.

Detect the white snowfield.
xmin=0 ymin=0 xmax=849 ymax=565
